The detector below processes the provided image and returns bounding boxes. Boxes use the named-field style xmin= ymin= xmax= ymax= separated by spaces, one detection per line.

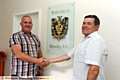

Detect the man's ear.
xmin=20 ymin=22 xmax=22 ymax=27
xmin=96 ymin=25 xmax=100 ymax=31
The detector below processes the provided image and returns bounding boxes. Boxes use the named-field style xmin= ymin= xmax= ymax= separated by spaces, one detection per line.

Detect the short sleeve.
xmin=67 ymin=44 xmax=79 ymax=59
xmin=84 ymin=38 xmax=104 ymax=66
xmin=9 ymin=33 xmax=21 ymax=47
xmin=38 ymin=40 xmax=40 ymax=48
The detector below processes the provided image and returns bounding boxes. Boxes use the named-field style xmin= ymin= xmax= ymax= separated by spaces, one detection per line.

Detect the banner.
xmin=47 ymin=2 xmax=75 ymax=54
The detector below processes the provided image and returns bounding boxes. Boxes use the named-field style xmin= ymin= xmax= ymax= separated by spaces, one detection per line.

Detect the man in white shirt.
xmin=41 ymin=15 xmax=108 ymax=80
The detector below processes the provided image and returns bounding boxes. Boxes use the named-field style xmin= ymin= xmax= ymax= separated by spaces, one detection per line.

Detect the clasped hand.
xmin=39 ymin=58 xmax=49 ymax=67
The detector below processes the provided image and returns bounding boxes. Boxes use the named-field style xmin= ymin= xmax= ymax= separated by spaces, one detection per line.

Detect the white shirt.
xmin=68 ymin=31 xmax=108 ymax=80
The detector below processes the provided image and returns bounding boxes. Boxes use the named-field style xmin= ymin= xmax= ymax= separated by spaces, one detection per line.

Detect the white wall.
xmin=0 ymin=0 xmax=120 ymax=80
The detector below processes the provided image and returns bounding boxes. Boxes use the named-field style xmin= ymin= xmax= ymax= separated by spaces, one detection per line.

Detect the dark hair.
xmin=84 ymin=15 xmax=100 ymax=26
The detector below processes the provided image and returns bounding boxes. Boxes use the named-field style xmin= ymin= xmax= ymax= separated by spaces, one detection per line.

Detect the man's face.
xmin=82 ymin=18 xmax=99 ymax=37
xmin=20 ymin=17 xmax=33 ymax=33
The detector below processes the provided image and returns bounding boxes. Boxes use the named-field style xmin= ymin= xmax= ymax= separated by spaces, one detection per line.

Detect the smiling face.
xmin=82 ymin=18 xmax=99 ymax=37
xmin=20 ymin=16 xmax=33 ymax=34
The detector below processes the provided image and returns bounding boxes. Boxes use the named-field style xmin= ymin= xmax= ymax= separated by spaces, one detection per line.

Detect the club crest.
xmin=51 ymin=16 xmax=69 ymax=40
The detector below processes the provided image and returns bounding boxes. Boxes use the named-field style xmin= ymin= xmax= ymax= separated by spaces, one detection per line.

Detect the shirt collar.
xmin=86 ymin=31 xmax=98 ymax=38
xmin=20 ymin=30 xmax=33 ymax=36
xmin=80 ymin=31 xmax=98 ymax=42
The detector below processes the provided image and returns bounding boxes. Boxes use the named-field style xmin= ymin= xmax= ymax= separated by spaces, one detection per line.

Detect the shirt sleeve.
xmin=84 ymin=38 xmax=104 ymax=66
xmin=9 ymin=33 xmax=21 ymax=47
xmin=67 ymin=44 xmax=79 ymax=59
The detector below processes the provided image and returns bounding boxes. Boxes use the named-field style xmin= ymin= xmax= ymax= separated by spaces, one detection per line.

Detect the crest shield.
xmin=51 ymin=16 xmax=69 ymax=40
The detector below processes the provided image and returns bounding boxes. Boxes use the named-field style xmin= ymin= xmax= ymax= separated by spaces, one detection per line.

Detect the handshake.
xmin=38 ymin=58 xmax=49 ymax=67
